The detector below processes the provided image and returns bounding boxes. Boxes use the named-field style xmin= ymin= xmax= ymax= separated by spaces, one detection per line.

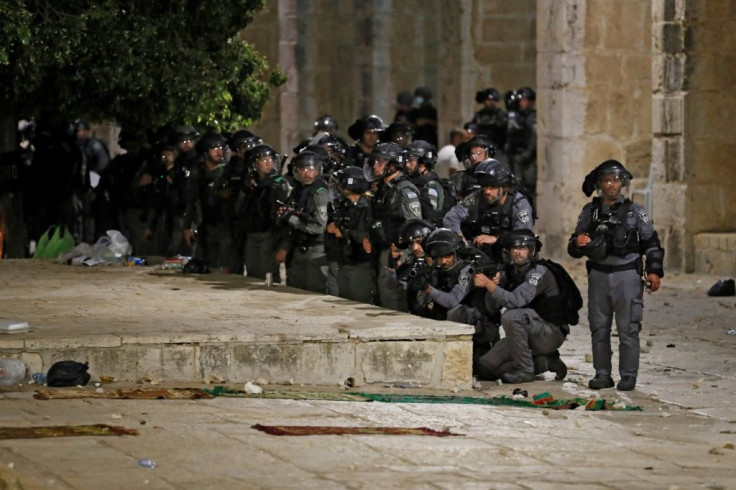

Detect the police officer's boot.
xmin=588 ymin=374 xmax=615 ymax=390
xmin=547 ymin=350 xmax=568 ymax=381
xmin=616 ymin=376 xmax=637 ymax=391
xmin=501 ymin=369 xmax=535 ymax=384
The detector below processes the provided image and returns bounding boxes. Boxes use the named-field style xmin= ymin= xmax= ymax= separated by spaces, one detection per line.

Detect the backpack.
xmin=537 ymin=259 xmax=583 ymax=327
xmin=46 ymin=361 xmax=91 ymax=387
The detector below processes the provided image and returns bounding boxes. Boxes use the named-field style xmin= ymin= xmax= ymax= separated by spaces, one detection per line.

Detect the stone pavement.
xmin=0 ymin=259 xmax=735 ymax=488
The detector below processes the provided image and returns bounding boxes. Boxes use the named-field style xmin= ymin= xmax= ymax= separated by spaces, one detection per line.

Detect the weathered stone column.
xmin=537 ymin=0 xmax=652 ymax=259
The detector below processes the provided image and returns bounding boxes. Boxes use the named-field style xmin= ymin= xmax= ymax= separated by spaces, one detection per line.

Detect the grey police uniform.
xmin=568 ymin=196 xmax=664 ymax=379
xmin=442 ymin=189 xmax=534 ymax=262
xmin=476 ymin=262 xmax=567 ymax=380
xmin=280 ymin=179 xmax=331 ymax=294
xmin=374 ymin=179 xmax=422 ymax=311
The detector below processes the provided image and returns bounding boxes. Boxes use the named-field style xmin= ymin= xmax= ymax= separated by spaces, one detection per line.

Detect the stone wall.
xmin=536 ymin=0 xmax=653 ymax=258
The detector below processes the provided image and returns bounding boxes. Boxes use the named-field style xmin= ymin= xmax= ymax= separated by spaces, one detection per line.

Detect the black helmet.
xmin=313 ymin=133 xmax=349 ymax=170
xmin=582 ymin=159 xmax=634 ymax=197
xmin=403 ymin=140 xmax=437 ymax=169
xmin=424 ymin=228 xmax=463 ymax=258
xmin=467 ymin=135 xmax=496 ymax=158
xmin=517 ymin=86 xmax=536 ymax=101
xmin=196 ymin=131 xmax=227 ymax=153
xmin=247 ymin=144 xmax=279 ymax=171
xmin=363 ymin=142 xmax=405 ymax=182
xmin=502 ymin=229 xmax=542 ymax=265
xmin=314 ymin=115 xmax=338 ymax=133
xmin=474 ymin=159 xmax=512 ymax=188
xmin=348 ymin=114 xmax=386 ymax=141
xmin=381 ymin=122 xmax=414 ymax=146
xmin=504 ymin=90 xmax=520 ymax=112
xmin=397 ymin=219 xmax=437 ymax=250
xmin=475 ymin=87 xmax=501 ymax=104
xmin=230 ymin=130 xmax=262 ymax=152
xmin=414 ymin=87 xmax=433 ymax=101
xmin=292 ymin=150 xmax=323 ymax=183
xmin=173 ymin=125 xmax=200 ymax=143
xmin=334 ymin=166 xmax=369 ymax=194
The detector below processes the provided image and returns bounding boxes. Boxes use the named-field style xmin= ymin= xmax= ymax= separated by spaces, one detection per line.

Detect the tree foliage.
xmin=0 ymin=0 xmax=285 ymax=131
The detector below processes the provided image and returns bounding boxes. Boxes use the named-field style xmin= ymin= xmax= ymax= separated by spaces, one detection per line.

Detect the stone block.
xmin=537 ymin=0 xmax=586 ymax=53
xmin=121 ymin=346 xmax=163 ymax=381
xmin=25 ymin=335 xmax=121 ymax=350
xmin=475 ymin=43 xmax=523 ymax=64
xmin=358 ymin=340 xmax=438 ymax=385
xmin=199 ymin=344 xmax=234 ymax=382
xmin=439 ymin=342 xmax=473 ymax=387
xmin=663 ymin=23 xmax=683 ymax=53
xmin=482 ymin=17 xmax=536 ymax=44
xmin=162 ymin=345 xmax=198 ymax=382
xmin=652 ymin=96 xmax=683 ymax=135
xmin=18 ymin=352 xmax=43 ymax=375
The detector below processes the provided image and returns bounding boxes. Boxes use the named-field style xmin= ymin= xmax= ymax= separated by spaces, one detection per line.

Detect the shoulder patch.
xmin=428 ymin=188 xmax=438 ymax=197
xmin=528 ymin=272 xmax=542 ymax=287
xmin=458 ymin=273 xmax=471 ymax=287
xmin=638 ymin=209 xmax=650 ymax=223
xmin=318 ymin=205 xmax=328 ymax=222
xmin=406 ymin=191 xmax=418 ymax=200
xmin=409 ymin=201 xmax=422 ymax=216
xmin=517 ymin=209 xmax=530 ymax=224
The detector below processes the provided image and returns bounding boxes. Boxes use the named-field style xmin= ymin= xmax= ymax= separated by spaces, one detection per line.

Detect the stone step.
xmin=0 ymin=260 xmax=472 ymax=389
xmin=693 ymin=233 xmax=736 ymax=275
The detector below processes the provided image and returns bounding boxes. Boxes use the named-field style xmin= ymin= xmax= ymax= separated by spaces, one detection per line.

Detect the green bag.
xmin=33 ymin=225 xmax=75 ymax=259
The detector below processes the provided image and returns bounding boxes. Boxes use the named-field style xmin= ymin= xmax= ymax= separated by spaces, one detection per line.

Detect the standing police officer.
xmin=275 ymin=151 xmax=330 ymax=294
xmin=364 ymin=142 xmax=422 ymax=310
xmin=474 ymin=229 xmax=568 ymax=383
xmin=568 ymin=160 xmax=664 ymax=391
xmin=506 ymin=87 xmax=537 ymax=201
xmin=347 ymin=115 xmax=386 ymax=168
xmin=403 ymin=140 xmax=445 ymax=225
xmin=326 ymin=166 xmax=374 ymax=303
xmin=443 ymin=159 xmax=534 ymax=263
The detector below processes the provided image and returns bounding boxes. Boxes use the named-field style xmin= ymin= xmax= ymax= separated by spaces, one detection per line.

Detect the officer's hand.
xmin=138 ymin=173 xmax=153 ymax=187
xmin=647 ymin=273 xmax=661 ymax=292
xmin=473 ymin=234 xmax=497 ymax=246
xmin=390 ymin=243 xmax=401 ymax=259
xmin=275 ymin=248 xmax=288 ymax=264
xmin=326 ymin=222 xmax=341 ymax=236
xmin=363 ymin=237 xmax=372 ymax=254
xmin=492 ymin=271 xmax=501 ymax=284
xmin=473 ymin=273 xmax=491 ymax=289
xmin=184 ymin=229 xmax=195 ymax=246
xmin=576 ymin=233 xmax=591 ymax=247
xmin=218 ymin=188 xmax=231 ymax=199
xmin=409 ymin=273 xmax=431 ymax=291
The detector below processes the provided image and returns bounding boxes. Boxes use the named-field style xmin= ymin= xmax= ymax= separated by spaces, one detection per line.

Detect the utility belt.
xmin=586 ymin=258 xmax=642 ymax=274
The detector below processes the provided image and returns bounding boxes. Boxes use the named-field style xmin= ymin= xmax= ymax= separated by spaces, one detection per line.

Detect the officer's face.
xmin=437 ymin=253 xmax=456 ymax=270
xmin=509 ymin=246 xmax=530 ymax=266
xmin=178 ymin=138 xmax=195 ymax=153
xmin=483 ymin=185 xmax=504 ymax=204
xmin=161 ymin=150 xmax=176 ymax=168
xmin=519 ymin=97 xmax=532 ymax=111
xmin=255 ymin=156 xmax=273 ymax=175
xmin=361 ymin=129 xmax=380 ymax=148
xmin=296 ymin=165 xmax=319 ymax=185
xmin=598 ymin=174 xmax=623 ymax=200
xmin=207 ymin=145 xmax=225 ymax=164
xmin=469 ymin=146 xmax=487 ymax=165
xmin=370 ymin=158 xmax=388 ymax=179
xmin=405 ymin=156 xmax=419 ymax=175
xmin=411 ymin=238 xmax=425 ymax=258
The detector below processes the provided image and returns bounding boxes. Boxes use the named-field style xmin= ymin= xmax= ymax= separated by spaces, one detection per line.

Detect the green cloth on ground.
xmin=203 ymin=386 xmax=642 ymax=411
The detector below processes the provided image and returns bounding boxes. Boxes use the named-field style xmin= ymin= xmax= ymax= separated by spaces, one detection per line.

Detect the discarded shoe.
xmin=548 ymin=351 xmax=568 ymax=381
xmin=617 ymin=376 xmax=637 ymax=391
xmin=588 ymin=374 xmax=614 ymax=390
xmin=501 ymin=370 xmax=535 ymax=384
xmin=707 ymin=279 xmax=735 ymax=297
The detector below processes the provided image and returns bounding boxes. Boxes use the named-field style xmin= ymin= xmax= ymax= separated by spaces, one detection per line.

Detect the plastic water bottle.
xmin=0 ymin=359 xmax=27 ymax=386
xmin=138 ymin=458 xmax=158 ymax=469
xmin=32 ymin=372 xmax=47 ymax=385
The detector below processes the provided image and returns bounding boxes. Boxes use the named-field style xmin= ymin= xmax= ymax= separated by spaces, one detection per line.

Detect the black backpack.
xmin=47 ymin=361 xmax=91 ymax=387
xmin=537 ymin=259 xmax=583 ymax=327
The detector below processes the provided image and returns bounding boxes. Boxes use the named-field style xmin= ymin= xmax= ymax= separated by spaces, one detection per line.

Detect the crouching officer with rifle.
xmin=473 ymin=229 xmax=569 ymax=384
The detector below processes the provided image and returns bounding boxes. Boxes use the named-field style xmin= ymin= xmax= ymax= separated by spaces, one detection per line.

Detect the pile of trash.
xmin=58 ymin=230 xmax=133 ymax=266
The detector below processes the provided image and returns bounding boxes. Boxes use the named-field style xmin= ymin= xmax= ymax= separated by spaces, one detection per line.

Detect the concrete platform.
xmin=0 ymin=260 xmax=473 ymax=389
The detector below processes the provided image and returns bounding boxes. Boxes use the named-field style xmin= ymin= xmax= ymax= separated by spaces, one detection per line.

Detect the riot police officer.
xmin=364 ymin=142 xmax=422 ymax=311
xmin=275 ymin=151 xmax=330 ymax=294
xmin=450 ymin=135 xmax=496 ymax=200
xmin=472 ymin=87 xmax=508 ymax=158
xmin=568 ymin=160 xmax=664 ymax=391
xmin=240 ymin=144 xmax=291 ymax=281
xmin=326 ymin=166 xmax=374 ymax=303
xmin=347 ymin=115 xmax=386 ymax=167
xmin=474 ymin=229 xmax=569 ymax=383
xmin=183 ymin=131 xmax=239 ymax=272
xmin=506 ymin=86 xmax=537 ymax=201
xmin=403 ymin=140 xmax=446 ymax=224
xmin=443 ymin=158 xmax=534 ymax=263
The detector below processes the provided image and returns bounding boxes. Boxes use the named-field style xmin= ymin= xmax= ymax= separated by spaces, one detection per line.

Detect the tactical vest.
xmin=460 ymin=187 xmax=516 ymax=241
xmin=287 ymin=179 xmax=327 ymax=246
xmin=506 ymin=263 xmax=567 ymax=327
xmin=587 ymin=197 xmax=640 ymax=257
xmin=329 ymin=197 xmax=372 ymax=264
xmin=242 ymin=172 xmax=285 ymax=232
